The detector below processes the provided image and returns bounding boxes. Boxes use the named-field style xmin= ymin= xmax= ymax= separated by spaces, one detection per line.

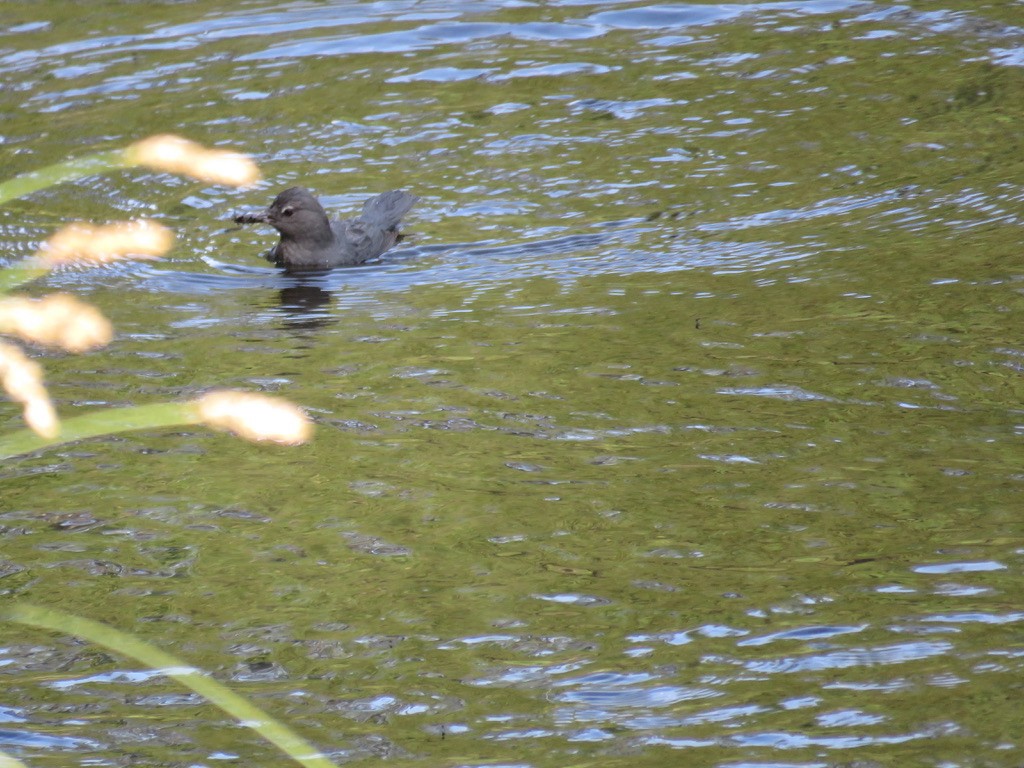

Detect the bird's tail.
xmin=360 ymin=190 xmax=419 ymax=230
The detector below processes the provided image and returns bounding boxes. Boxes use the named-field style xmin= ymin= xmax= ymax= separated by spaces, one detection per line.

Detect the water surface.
xmin=1 ymin=1 xmax=1023 ymax=766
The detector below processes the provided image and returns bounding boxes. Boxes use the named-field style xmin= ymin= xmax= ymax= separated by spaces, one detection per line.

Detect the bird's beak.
xmin=234 ymin=208 xmax=270 ymax=225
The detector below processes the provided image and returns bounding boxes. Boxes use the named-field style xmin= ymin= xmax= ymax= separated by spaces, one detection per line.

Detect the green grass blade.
xmin=2 ymin=604 xmax=340 ymax=768
xmin=0 ymin=150 xmax=127 ymax=206
xmin=0 ymin=402 xmax=199 ymax=458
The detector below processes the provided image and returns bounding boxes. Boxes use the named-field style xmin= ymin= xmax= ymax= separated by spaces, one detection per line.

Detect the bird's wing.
xmin=334 ymin=218 xmax=396 ymax=264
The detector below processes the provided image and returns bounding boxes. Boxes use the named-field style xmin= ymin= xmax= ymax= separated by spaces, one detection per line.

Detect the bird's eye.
xmin=282 ymin=207 xmax=295 ymax=217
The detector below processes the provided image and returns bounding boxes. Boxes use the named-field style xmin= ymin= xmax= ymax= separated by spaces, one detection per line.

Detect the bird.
xmin=234 ymin=186 xmax=418 ymax=271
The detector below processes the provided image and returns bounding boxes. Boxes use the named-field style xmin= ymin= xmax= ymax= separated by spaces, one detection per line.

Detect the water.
xmin=2 ymin=1 xmax=1023 ymax=766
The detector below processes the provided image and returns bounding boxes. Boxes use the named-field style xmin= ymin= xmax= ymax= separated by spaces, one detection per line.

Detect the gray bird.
xmin=235 ymin=186 xmax=418 ymax=271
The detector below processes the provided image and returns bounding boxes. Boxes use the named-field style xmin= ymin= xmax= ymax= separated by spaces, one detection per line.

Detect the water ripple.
xmin=740 ymin=641 xmax=953 ymax=674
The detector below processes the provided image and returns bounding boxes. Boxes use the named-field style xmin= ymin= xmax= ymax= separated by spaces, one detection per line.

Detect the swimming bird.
xmin=234 ymin=186 xmax=418 ymax=271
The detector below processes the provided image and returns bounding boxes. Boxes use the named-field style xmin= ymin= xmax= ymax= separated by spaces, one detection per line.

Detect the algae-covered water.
xmin=1 ymin=1 xmax=1023 ymax=766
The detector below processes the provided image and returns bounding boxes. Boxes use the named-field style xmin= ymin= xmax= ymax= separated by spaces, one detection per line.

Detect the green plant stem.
xmin=2 ymin=604 xmax=339 ymax=768
xmin=0 ymin=263 xmax=50 ymax=293
xmin=0 ymin=751 xmax=30 ymax=768
xmin=0 ymin=150 xmax=127 ymax=206
xmin=0 ymin=402 xmax=200 ymax=458
xmin=0 ymin=148 xmax=134 ymax=291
